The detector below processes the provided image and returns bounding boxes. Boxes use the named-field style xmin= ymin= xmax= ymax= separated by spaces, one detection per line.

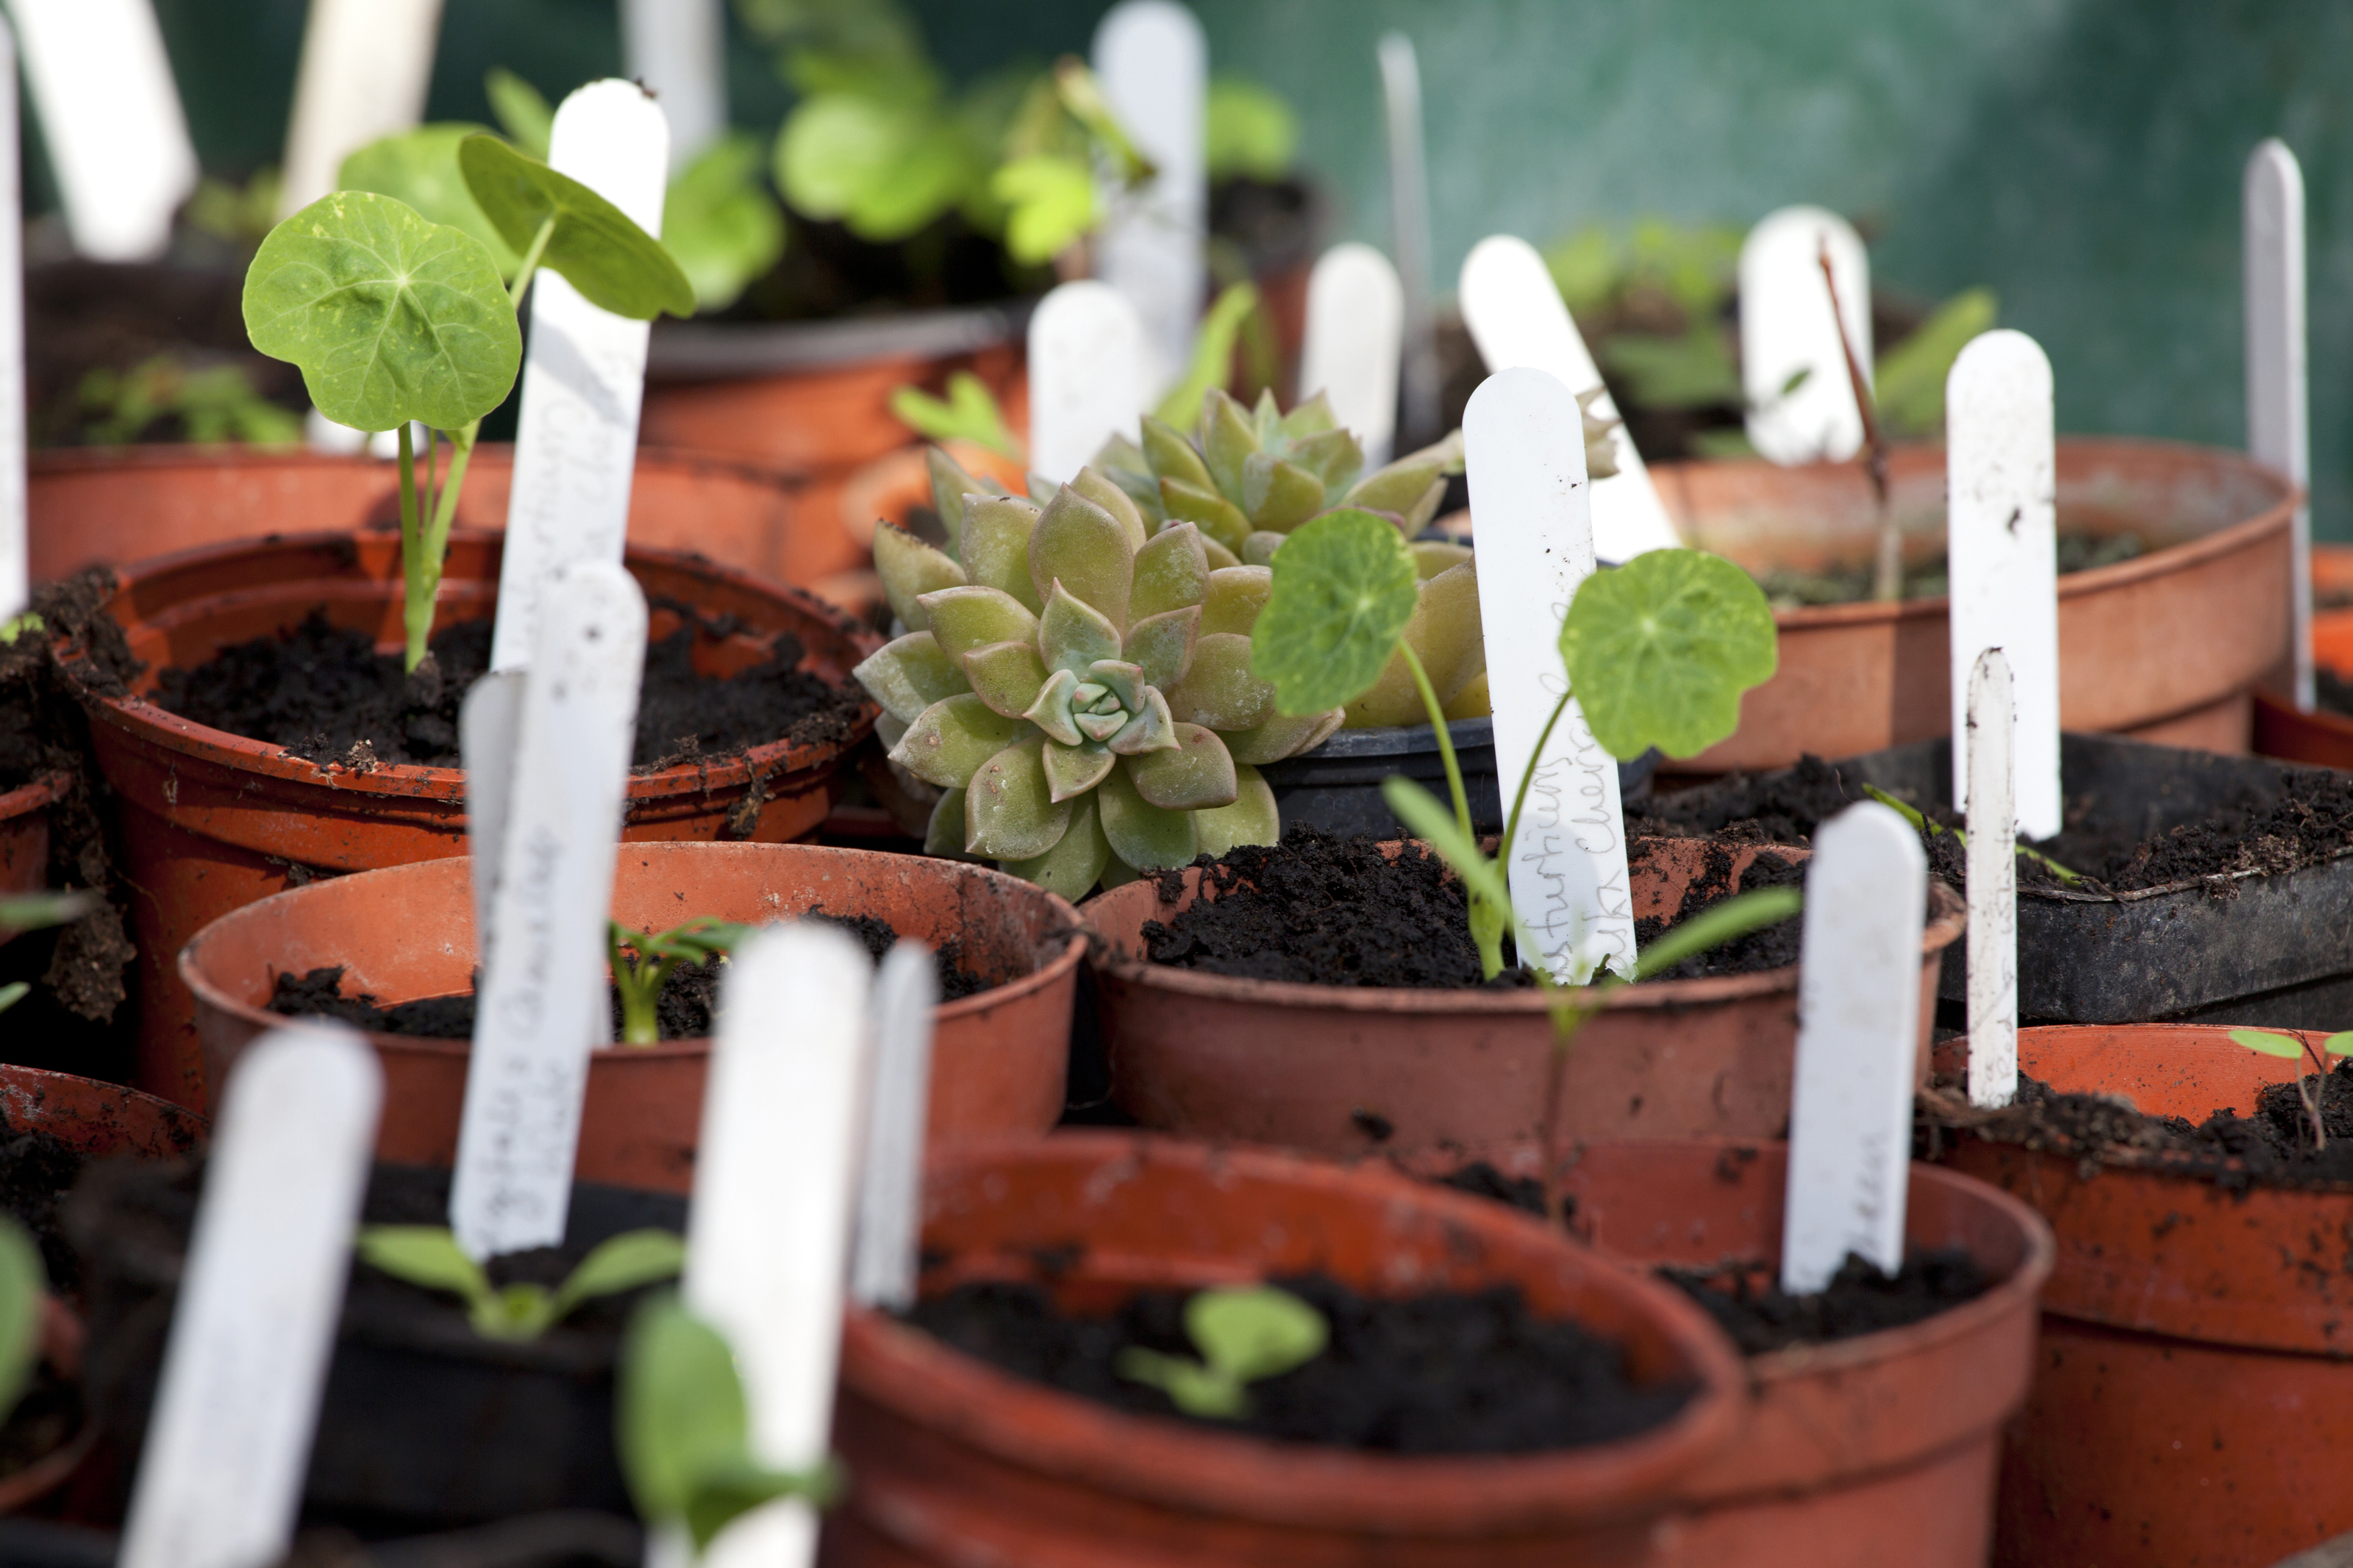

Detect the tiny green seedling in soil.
xmin=610 ymin=917 xmax=750 ymax=1046
xmin=1859 ymin=783 xmax=2083 ymax=887
xmin=1115 ymin=1284 xmax=1328 ymax=1420
xmin=2230 ymin=1028 xmax=2353 ymax=1152
xmin=0 ymin=1217 xmax=45 ymax=1427
xmin=618 ymin=1295 xmax=842 ymax=1553
xmin=356 ymin=1225 xmax=686 ymax=1341
xmin=243 ymin=132 xmax=694 ymax=674
xmin=0 ymin=891 xmax=100 ymax=1017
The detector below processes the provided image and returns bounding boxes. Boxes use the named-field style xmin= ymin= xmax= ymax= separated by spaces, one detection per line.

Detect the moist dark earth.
xmin=901 ymin=1272 xmax=1692 ymax=1454
xmin=1632 ymin=753 xmax=2353 ymax=895
xmin=1137 ymin=826 xmax=1806 ymax=988
xmin=156 ymin=611 xmax=863 ymax=772
xmin=267 ymin=913 xmax=999 ymax=1040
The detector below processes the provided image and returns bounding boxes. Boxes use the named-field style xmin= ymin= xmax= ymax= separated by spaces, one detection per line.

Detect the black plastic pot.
xmin=68 ymin=1161 xmax=685 ymax=1533
xmin=1259 ymin=717 xmax=1659 ymax=838
xmin=1662 ymin=732 xmax=2353 ymax=1027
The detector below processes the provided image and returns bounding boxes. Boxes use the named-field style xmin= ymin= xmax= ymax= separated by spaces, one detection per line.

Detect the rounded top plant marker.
xmin=1740 ymin=205 xmax=1872 ymax=465
xmin=2244 ymin=138 xmax=2310 ymax=711
xmin=1299 ymin=243 xmax=1404 ymax=468
xmin=1378 ymin=33 xmax=1439 ymax=448
xmin=621 ymin=0 xmax=728 ymax=173
xmin=1090 ymin=0 xmax=1207 ymax=387
xmin=1029 ymin=281 xmax=1154 ymax=484
xmin=278 ymin=0 xmax=446 ymax=217
xmin=9 ymin=0 xmax=197 ymax=262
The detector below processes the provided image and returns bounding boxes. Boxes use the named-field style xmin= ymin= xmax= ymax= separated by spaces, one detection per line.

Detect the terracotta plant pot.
xmin=1448 ymin=1140 xmax=2050 ymax=1567
xmin=640 ymin=307 xmax=1029 ymax=590
xmin=1079 ymin=839 xmax=1965 ymax=1157
xmin=180 ymin=842 xmax=1080 ymax=1192
xmin=25 ymin=443 xmax=885 ymax=608
xmin=1940 ymin=1024 xmax=2353 ymax=1567
xmin=71 ymin=531 xmax=878 ymax=1109
xmin=2252 ymin=541 xmax=2353 ymax=766
xmin=1649 ymin=439 xmax=2295 ymax=772
xmin=823 ymin=1132 xmax=1747 ymax=1567
xmin=0 ymin=773 xmax=65 ymax=948
xmin=0 ymin=1063 xmax=204 ymax=1162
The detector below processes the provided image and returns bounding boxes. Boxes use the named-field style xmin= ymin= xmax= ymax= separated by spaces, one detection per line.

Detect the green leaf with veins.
xmin=660 ymin=133 xmax=786 ymax=313
xmin=1250 ymin=509 xmax=1420 ymax=717
xmin=243 ymin=192 xmax=521 ymax=432
xmin=1557 ymin=548 xmax=1777 ymax=761
xmin=457 ymin=135 xmax=696 ymax=320
xmin=338 ymin=124 xmax=522 ymax=276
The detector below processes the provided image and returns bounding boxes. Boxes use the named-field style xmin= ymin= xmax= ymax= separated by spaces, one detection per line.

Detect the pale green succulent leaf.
xmin=1558 ymin=548 xmax=1779 ymax=760
xmin=853 ymin=631 xmax=968 ymax=724
xmin=1200 ymin=535 xmax=1242 ymax=571
xmin=1042 ymin=739 xmax=1117 ymax=802
xmin=1241 ymin=453 xmax=1324 ymax=531
xmin=920 ymin=584 xmax=1039 ymax=663
xmin=1131 ymin=522 xmax=1210 ymax=620
xmin=1192 ymin=765 xmax=1280 ymax=858
xmin=925 ymin=787 xmax=971 ymax=857
xmin=966 ymin=736 xmax=1074 ymax=859
xmin=1029 ymin=483 xmax=1135 ymax=628
xmin=926 ymin=446 xmax=1010 ymax=548
xmin=1038 ymin=581 xmax=1124 ymax=676
xmin=1140 ymin=415 xmax=1214 ymax=492
xmin=1124 ymin=723 xmax=1239 ymax=812
xmin=960 ymin=640 xmax=1051 ymax=718
xmin=889 ymin=693 xmax=1024 ymax=788
xmin=1096 ymin=763 xmax=1199 ymax=870
xmin=1223 ymin=706 xmax=1343 ymax=765
xmin=1412 ymin=540 xmax=1474 ymax=579
xmin=1088 ymin=659 xmax=1146 ymax=713
xmin=1107 ymin=685 xmax=1177 ymax=755
xmin=959 ymin=495 xmax=1046 ymax=611
xmin=1200 ymin=566 xmax=1272 ymax=637
xmin=1023 ymin=667 xmax=1084 ymax=746
xmin=1124 ymin=606 xmax=1200 ymax=691
xmin=1249 ymin=508 xmax=1421 ymax=717
xmin=1001 ymin=792 xmax=1111 ymax=896
xmin=874 ymin=524 xmax=967 ymax=633
xmin=1161 ymin=479 xmax=1252 ymax=553
xmin=1199 ymin=388 xmax=1257 ymax=501
xmin=1241 ymin=531 xmax=1285 ymax=568
xmin=1072 ymin=468 xmax=1149 ymax=550
xmin=1164 ymin=631 xmax=1276 ymax=732
xmin=1288 ymin=426 xmax=1365 ymax=501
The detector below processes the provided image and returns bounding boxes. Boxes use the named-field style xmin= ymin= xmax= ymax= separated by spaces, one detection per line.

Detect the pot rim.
xmin=177 ymin=839 xmax=1087 ymax=1059
xmin=646 ymin=298 xmax=1035 ymax=382
xmin=26 ymin=440 xmax=818 ymax=497
xmin=0 ymin=769 xmax=66 ymax=822
xmin=838 ymin=1131 xmax=1749 ymax=1534
xmin=67 ymin=529 xmax=880 ymax=805
xmin=1651 ymin=434 xmax=2299 ymax=631
xmin=1079 ymin=861 xmax=1965 ymax=1017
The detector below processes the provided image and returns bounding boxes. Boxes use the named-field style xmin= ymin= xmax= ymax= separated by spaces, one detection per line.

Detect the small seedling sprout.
xmin=1115 ymin=1284 xmax=1327 ymax=1420
xmin=0 ymin=1218 xmax=44 ymax=1427
xmin=1859 ymin=782 xmax=2083 ymax=886
xmin=2229 ymin=1028 xmax=2353 ymax=1152
xmin=0 ymin=892 xmax=100 ymax=1017
xmin=610 ymin=917 xmax=751 ymax=1047
xmin=356 ymin=1225 xmax=685 ymax=1341
xmin=617 ymin=1296 xmax=842 ymax=1553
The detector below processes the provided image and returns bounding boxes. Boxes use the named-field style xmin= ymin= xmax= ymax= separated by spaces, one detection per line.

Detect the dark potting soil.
xmin=265 ymin=914 xmax=997 ymax=1040
xmin=1634 ymin=753 xmax=2353 ymax=896
xmin=1138 ymin=826 xmax=1805 ymax=989
xmin=901 ymin=1272 xmax=1692 ymax=1455
xmin=154 ymin=610 xmax=864 ymax=773
xmin=0 ymin=1116 xmax=101 ymax=1296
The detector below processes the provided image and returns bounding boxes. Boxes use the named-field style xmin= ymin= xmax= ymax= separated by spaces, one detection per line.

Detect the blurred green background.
xmin=121 ymin=0 xmax=2353 ymax=534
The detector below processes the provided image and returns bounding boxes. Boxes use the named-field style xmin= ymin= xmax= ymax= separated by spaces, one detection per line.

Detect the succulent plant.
xmin=854 ymin=454 xmax=1344 ymax=896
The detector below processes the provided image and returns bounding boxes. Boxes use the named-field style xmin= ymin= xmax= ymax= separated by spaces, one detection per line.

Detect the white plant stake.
xmin=459 ymin=670 xmax=526 ymax=945
xmin=489 ymin=80 xmax=671 ymax=675
xmin=850 ymin=942 xmax=937 ymax=1313
xmin=1740 ymin=206 xmax=1871 ymax=465
xmin=1299 ymin=243 xmax=1404 ymax=466
xmin=0 ymin=18 xmax=24 ymax=625
xmin=2245 ymin=139 xmax=2311 ymax=711
xmin=679 ymin=922 xmax=875 ymax=1568
xmin=1090 ymin=0 xmax=1205 ymax=390
xmin=1377 ymin=32 xmax=1438 ymax=447
xmin=1946 ymin=329 xmax=2059 ymax=840
xmin=117 ymin=1023 xmax=382 ymax=1568
xmin=278 ymin=0 xmax=446 ymax=215
xmin=621 ymin=0 xmax=727 ymax=171
xmin=1027 ymin=281 xmax=1151 ymax=485
xmin=1458 ymin=235 xmax=1682 ymax=561
xmin=1463 ymin=366 xmax=1636 ymax=983
xmin=8 ymin=0 xmax=196 ymax=262
xmin=1782 ymin=801 xmax=1928 ymax=1295
xmin=451 ymin=562 xmax=648 ymax=1260
xmin=1966 ymin=648 xmax=2019 ymax=1109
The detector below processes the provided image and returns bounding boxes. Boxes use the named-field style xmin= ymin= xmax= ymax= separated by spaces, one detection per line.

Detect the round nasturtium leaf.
xmin=457 ymin=134 xmax=696 ymax=321
xmin=1249 ymin=508 xmax=1420 ymax=717
xmin=243 ymin=192 xmax=521 ymax=433
xmin=338 ymin=124 xmax=521 ymax=276
xmin=1559 ymin=548 xmax=1779 ymax=761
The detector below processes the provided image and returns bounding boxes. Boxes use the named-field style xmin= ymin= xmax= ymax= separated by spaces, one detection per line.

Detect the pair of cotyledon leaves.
xmin=243 ymin=134 xmax=695 ymax=435
xmin=1251 ymin=509 xmax=1777 ymax=762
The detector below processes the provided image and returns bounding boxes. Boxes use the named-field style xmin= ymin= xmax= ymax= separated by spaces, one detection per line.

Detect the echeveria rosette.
xmin=854 ymin=469 xmax=1344 ymax=897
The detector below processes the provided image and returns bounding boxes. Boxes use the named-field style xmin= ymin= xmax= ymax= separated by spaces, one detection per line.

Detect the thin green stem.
xmin=396 ymin=423 xmax=431 ymax=672
xmin=1397 ymin=642 xmax=1471 ymax=842
xmin=1499 ymin=687 xmax=1576 ymax=870
xmin=509 ymin=215 xmax=556 ymax=308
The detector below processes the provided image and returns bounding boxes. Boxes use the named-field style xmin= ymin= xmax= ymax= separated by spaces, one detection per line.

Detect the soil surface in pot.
xmin=155 ymin=611 xmax=864 ymax=773
xmin=901 ymin=1272 xmax=1692 ymax=1454
xmin=1932 ymin=1061 xmax=2353 ymax=1189
xmin=0 ymin=1113 xmax=101 ymax=1296
xmin=1430 ymin=1162 xmax=1990 ymax=1356
xmin=1137 ymin=827 xmax=1807 ymax=987
xmin=1751 ymin=530 xmax=2146 ymax=610
xmin=1638 ymin=754 xmax=2353 ymax=896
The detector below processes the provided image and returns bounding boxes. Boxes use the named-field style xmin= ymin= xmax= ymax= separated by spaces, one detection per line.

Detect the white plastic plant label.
xmin=459 ymin=669 xmax=526 ymax=947
xmin=680 ymin=921 xmax=876 ymax=1568
xmin=1091 ymin=0 xmax=1206 ymax=390
xmin=1378 ymin=33 xmax=1439 ymax=447
xmin=450 ymin=562 xmax=648 ymax=1259
xmin=1946 ymin=329 xmax=2059 ymax=840
xmin=1966 ymin=648 xmax=2019 ymax=1109
xmin=1782 ymin=801 xmax=1929 ymax=1294
xmin=278 ymin=0 xmax=446 ymax=215
xmin=1462 ymin=365 xmax=1636 ymax=984
xmin=1458 ymin=235 xmax=1682 ymax=561
xmin=621 ymin=0 xmax=727 ymax=171
xmin=1299 ymin=243 xmax=1404 ymax=467
xmin=2245 ymin=139 xmax=2310 ymax=711
xmin=1028 ymin=280 xmax=1151 ymax=485
xmin=489 ymin=79 xmax=671 ymax=674
xmin=8 ymin=0 xmax=197 ymax=262
xmin=117 ymin=1023 xmax=382 ymax=1568
xmin=1740 ymin=205 xmax=1871 ymax=465
xmin=0 ymin=18 xmax=25 ymax=624
xmin=849 ymin=941 xmax=938 ymax=1313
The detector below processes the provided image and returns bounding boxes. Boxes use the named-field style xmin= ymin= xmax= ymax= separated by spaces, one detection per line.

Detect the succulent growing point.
xmin=854 ymin=451 xmax=1344 ymax=896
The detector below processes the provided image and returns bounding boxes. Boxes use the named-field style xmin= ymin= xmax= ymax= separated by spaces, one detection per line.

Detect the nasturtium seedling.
xmin=338 ymin=123 xmax=524 ymax=276
xmin=458 ymin=135 xmax=696 ymax=320
xmin=1115 ymin=1284 xmax=1328 ymax=1420
xmin=1556 ymin=548 xmax=1778 ymax=760
xmin=2230 ymin=1028 xmax=2353 ymax=1151
xmin=357 ymin=1225 xmax=685 ymax=1341
xmin=618 ymin=1297 xmax=842 ymax=1550
xmin=1252 ymin=508 xmax=1421 ymax=717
